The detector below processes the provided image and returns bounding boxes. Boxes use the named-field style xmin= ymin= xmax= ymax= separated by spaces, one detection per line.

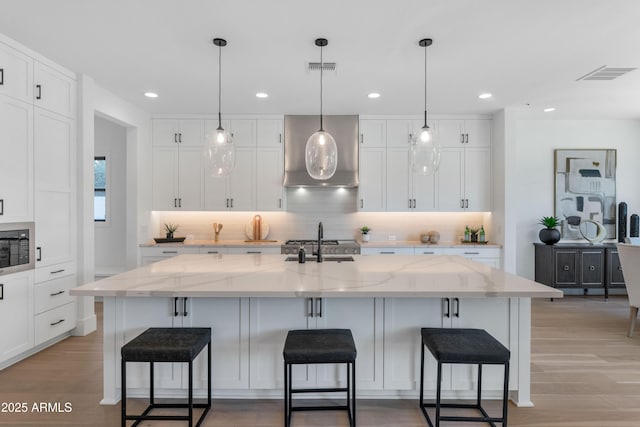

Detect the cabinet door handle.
xmin=162 ymin=251 xmax=178 ymax=254
xmin=0 ymin=199 xmax=3 ymax=215
xmin=174 ymin=297 xmax=179 ymax=316
xmin=464 ymin=252 xmax=480 ymax=255
xmin=465 ymin=133 xmax=469 ymax=144
xmin=50 ymin=269 xmax=65 ymax=274
xmin=317 ymin=298 xmax=323 ymax=317
xmin=360 ymin=133 xmax=364 ymax=144
xmin=0 ymin=68 xmax=4 ymax=85
xmin=36 ymin=84 xmax=42 ymax=99
xmin=50 ymin=290 xmax=65 ymax=296
xmin=279 ymin=133 xmax=282 ymax=144
xmin=246 ymin=251 xmax=261 ymax=254
xmin=230 ymin=198 xmax=234 ymax=208
xmin=443 ymin=298 xmax=450 ymax=318
xmin=178 ymin=198 xmax=182 ymax=208
xmin=174 ymin=198 xmax=177 ymax=208
xmin=279 ymin=198 xmax=282 ymax=209
xmin=422 ymin=251 xmax=435 ymax=254
xmin=226 ymin=198 xmax=229 ymax=208
xmin=589 ymin=265 xmax=596 ymax=271
xmin=183 ymin=297 xmax=188 ymax=317
xmin=37 ymin=247 xmax=42 ymax=262
xmin=174 ymin=133 xmax=178 ymax=143
xmin=50 ymin=319 xmax=65 ymax=327
xmin=563 ymin=265 xmax=570 ymax=271
xmin=178 ymin=133 xmax=182 ymax=143
xmin=306 ymin=298 xmax=314 ymax=317
xmin=207 ymin=251 xmax=219 ymax=254
xmin=618 ymin=266 xmax=623 ymax=271
xmin=408 ymin=199 xmax=412 ymax=209
xmin=360 ymin=199 xmax=364 ymax=209
xmin=380 ymin=251 xmax=395 ymax=254
xmin=460 ymin=133 xmax=465 ymax=144
xmin=460 ymin=199 xmax=464 ymax=208
xmin=464 ymin=199 xmax=469 ymax=208
xmin=453 ymin=297 xmax=460 ymax=317
xmin=0 ymin=284 xmax=3 ymax=300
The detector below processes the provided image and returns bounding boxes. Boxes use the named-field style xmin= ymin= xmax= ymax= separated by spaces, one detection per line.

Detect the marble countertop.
xmin=71 ymin=254 xmax=561 ymax=299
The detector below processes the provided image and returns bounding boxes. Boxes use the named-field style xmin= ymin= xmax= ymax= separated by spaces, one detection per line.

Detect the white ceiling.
xmin=2 ymin=0 xmax=640 ymax=119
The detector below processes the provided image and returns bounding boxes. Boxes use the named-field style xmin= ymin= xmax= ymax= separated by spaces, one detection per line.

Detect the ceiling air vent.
xmin=577 ymin=66 xmax=637 ymax=81
xmin=307 ymin=62 xmax=336 ymax=71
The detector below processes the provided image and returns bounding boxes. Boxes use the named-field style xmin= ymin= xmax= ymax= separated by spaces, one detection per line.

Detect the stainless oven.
xmin=0 ymin=222 xmax=35 ymax=276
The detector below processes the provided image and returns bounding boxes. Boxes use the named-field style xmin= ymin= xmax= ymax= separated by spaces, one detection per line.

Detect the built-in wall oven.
xmin=0 ymin=222 xmax=35 ymax=276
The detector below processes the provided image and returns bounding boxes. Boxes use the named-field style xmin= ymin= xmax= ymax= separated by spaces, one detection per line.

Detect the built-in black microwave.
xmin=0 ymin=222 xmax=35 ymax=276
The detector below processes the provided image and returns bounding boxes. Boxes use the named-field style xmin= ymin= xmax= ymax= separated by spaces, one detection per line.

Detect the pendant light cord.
xmin=217 ymin=41 xmax=223 ymax=131
xmin=423 ymin=41 xmax=428 ymax=129
xmin=319 ymin=43 xmax=324 ymax=131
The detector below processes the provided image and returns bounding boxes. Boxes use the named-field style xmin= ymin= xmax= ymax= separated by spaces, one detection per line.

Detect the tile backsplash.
xmin=150 ymin=188 xmax=492 ymax=243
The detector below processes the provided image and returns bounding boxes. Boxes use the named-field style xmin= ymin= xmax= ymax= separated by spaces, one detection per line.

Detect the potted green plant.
xmin=164 ymin=222 xmax=179 ymax=239
xmin=538 ymin=216 xmax=561 ymax=245
xmin=360 ymin=226 xmax=371 ymax=242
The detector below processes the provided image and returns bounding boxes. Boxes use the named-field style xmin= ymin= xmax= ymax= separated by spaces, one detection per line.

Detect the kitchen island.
xmin=71 ymin=254 xmax=562 ymax=407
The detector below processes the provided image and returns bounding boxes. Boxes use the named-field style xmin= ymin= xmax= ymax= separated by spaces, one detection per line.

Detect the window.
xmin=94 ymin=156 xmax=107 ymax=222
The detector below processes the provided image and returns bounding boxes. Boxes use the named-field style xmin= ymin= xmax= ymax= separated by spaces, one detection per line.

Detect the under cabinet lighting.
xmin=368 ymin=92 xmax=381 ymax=99
xmin=144 ymin=92 xmax=158 ymax=98
xmin=256 ymin=92 xmax=269 ymax=98
xmin=543 ymin=107 xmax=556 ymax=112
xmin=478 ymin=93 xmax=492 ymax=99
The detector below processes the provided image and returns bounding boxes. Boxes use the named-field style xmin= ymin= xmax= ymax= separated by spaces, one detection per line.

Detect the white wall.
xmin=512 ymin=118 xmax=640 ymax=279
xmin=94 ymin=116 xmax=127 ymax=273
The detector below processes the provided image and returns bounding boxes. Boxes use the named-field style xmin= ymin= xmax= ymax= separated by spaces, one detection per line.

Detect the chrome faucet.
xmin=316 ymin=222 xmax=324 ymax=263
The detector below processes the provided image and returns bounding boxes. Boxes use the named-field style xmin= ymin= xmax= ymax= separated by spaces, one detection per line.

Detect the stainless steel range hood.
xmin=283 ymin=115 xmax=359 ymax=187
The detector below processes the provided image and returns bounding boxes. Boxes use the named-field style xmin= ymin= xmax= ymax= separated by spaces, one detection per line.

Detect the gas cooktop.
xmin=281 ymin=239 xmax=360 ymax=255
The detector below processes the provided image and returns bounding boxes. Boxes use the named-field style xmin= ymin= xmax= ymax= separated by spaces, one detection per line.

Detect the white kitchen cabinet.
xmin=34 ymin=107 xmax=74 ymax=267
xmin=0 ymin=271 xmax=34 ymax=364
xmin=358 ymin=148 xmax=386 ymax=211
xmin=198 ymin=247 xmax=228 ymax=255
xmin=152 ymin=120 xmax=205 ymax=210
xmin=437 ymin=119 xmax=491 ymax=212
xmin=140 ymin=246 xmax=200 ymax=265
xmin=0 ymin=95 xmax=33 ymax=222
xmin=0 ymin=42 xmax=33 ymax=103
xmin=359 ymin=119 xmax=386 ymax=147
xmin=360 ymin=247 xmax=415 ymax=255
xmin=442 ymin=247 xmax=501 ymax=268
xmin=256 ymin=119 xmax=285 ymax=211
xmin=256 ymin=119 xmax=282 ymax=147
xmin=414 ymin=247 xmax=444 ymax=255
xmin=383 ymin=297 xmax=515 ymax=392
xmin=33 ymin=61 xmax=75 ymax=118
xmin=226 ymin=247 xmax=280 ymax=254
xmin=386 ymin=149 xmax=436 ymax=211
xmin=34 ymin=300 xmax=76 ymax=346
xmin=248 ymin=297 xmax=382 ymax=390
xmin=204 ymin=149 xmax=256 ymax=211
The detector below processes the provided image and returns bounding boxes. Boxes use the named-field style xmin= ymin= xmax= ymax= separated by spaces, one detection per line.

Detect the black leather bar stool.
xmin=283 ymin=329 xmax=357 ymax=427
xmin=420 ymin=328 xmax=510 ymax=427
xmin=121 ymin=327 xmax=212 ymax=427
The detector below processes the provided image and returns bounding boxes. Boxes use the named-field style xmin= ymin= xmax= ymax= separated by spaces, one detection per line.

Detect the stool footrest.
xmin=292 ymin=405 xmax=350 ymax=412
xmin=291 ymin=387 xmax=348 ymax=394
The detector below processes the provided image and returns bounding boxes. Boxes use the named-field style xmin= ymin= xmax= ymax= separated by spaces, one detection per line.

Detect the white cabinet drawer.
xmin=414 ymin=247 xmax=444 ymax=255
xmin=34 ymin=274 xmax=75 ymax=314
xmin=141 ymin=247 xmax=200 ymax=257
xmin=442 ymin=247 xmax=500 ymax=258
xmin=34 ymin=261 xmax=75 ymax=283
xmin=227 ymin=247 xmax=280 ymax=254
xmin=198 ymin=247 xmax=228 ymax=255
xmin=34 ymin=301 xmax=76 ymax=346
xmin=361 ymin=247 xmax=414 ymax=255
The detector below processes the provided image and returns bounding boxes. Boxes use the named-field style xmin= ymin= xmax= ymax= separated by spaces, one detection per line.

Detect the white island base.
xmin=71 ymin=255 xmax=561 ymax=407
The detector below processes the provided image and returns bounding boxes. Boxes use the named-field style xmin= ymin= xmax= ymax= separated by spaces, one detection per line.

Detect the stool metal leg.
xmin=121 ymin=358 xmax=126 ymax=427
xmin=284 ymin=361 xmax=288 ymax=427
xmin=419 ymin=341 xmax=425 ymax=409
xmin=503 ymin=362 xmax=510 ymax=427
xmin=149 ymin=361 xmax=154 ymax=405
xmin=188 ymin=360 xmax=193 ymax=427
xmin=351 ymin=360 xmax=356 ymax=427
xmin=477 ymin=363 xmax=483 ymax=408
xmin=435 ymin=361 xmax=442 ymax=427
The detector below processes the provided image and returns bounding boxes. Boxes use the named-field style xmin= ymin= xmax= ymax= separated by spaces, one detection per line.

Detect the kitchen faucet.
xmin=316 ymin=222 xmax=323 ymax=263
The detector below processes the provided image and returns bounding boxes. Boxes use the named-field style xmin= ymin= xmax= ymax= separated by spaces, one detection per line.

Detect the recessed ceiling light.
xmin=543 ymin=107 xmax=556 ymax=112
xmin=256 ymin=92 xmax=269 ymax=98
xmin=367 ymin=92 xmax=381 ymax=99
xmin=478 ymin=93 xmax=492 ymax=99
xmin=144 ymin=92 xmax=158 ymax=98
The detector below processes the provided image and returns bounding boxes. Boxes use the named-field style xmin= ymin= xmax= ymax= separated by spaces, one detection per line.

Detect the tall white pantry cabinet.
xmin=0 ymin=36 xmax=77 ymax=368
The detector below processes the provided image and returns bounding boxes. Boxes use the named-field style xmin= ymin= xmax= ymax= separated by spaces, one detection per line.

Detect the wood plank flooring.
xmin=1 ymin=296 xmax=639 ymax=426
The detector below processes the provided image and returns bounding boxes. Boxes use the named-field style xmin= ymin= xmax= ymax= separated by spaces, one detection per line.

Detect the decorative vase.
xmin=470 ymin=232 xmax=478 ymax=243
xmin=362 ymin=233 xmax=370 ymax=242
xmin=166 ymin=232 xmax=174 ymax=239
xmin=539 ymin=228 xmax=560 ymax=245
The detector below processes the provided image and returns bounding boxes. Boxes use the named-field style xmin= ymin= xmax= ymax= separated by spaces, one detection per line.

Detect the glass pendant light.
xmin=410 ymin=38 xmax=440 ymax=175
xmin=203 ymin=38 xmax=235 ymax=177
xmin=305 ymin=38 xmax=337 ymax=180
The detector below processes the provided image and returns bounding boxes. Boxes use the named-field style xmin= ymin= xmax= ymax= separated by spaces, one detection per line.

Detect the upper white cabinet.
xmin=0 ymin=95 xmax=33 ymax=222
xmin=358 ymin=148 xmax=386 ymax=211
xmin=33 ymin=61 xmax=75 ymax=118
xmin=437 ymin=119 xmax=491 ymax=212
xmin=152 ymin=120 xmax=204 ymax=210
xmin=359 ymin=119 xmax=386 ymax=147
xmin=152 ymin=117 xmax=284 ymax=212
xmin=0 ymin=42 xmax=33 ymax=103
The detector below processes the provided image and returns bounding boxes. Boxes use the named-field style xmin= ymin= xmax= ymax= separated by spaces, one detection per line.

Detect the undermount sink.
xmin=285 ymin=256 xmax=355 ymax=262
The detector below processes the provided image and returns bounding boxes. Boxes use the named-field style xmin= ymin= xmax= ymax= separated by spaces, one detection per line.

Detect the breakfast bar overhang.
xmin=71 ymin=254 xmax=562 ymax=407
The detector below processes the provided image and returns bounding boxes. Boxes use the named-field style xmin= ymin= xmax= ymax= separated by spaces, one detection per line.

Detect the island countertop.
xmin=71 ymin=254 xmax=562 ymax=299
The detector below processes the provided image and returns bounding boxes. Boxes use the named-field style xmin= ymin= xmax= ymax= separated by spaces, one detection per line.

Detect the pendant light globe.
xmin=204 ymin=37 xmax=235 ymax=177
xmin=305 ymin=38 xmax=337 ymax=180
xmin=410 ymin=38 xmax=440 ymax=176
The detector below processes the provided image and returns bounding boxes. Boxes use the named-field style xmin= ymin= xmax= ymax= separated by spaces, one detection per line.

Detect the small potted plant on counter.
xmin=360 ymin=226 xmax=371 ymax=243
xmin=164 ymin=222 xmax=179 ymax=239
xmin=538 ymin=216 xmax=561 ymax=245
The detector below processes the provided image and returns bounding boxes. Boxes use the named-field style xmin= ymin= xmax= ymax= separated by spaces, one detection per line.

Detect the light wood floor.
xmin=1 ymin=296 xmax=640 ymax=426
